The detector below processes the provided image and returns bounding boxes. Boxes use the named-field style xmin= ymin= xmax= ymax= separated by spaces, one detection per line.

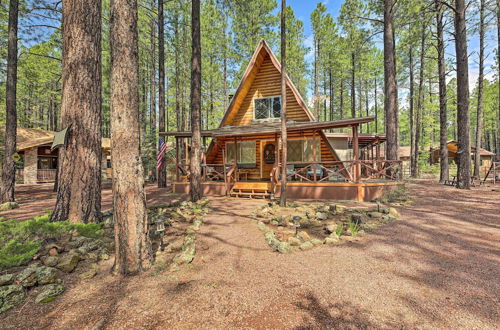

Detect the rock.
xmin=165 ymin=240 xmax=183 ymax=253
xmin=297 ymin=231 xmax=310 ymax=242
xmin=56 ymin=253 xmax=80 ymax=273
xmin=0 ymin=274 xmax=15 ymax=286
xmin=292 ymin=215 xmax=302 ymax=222
xmin=382 ymin=215 xmax=396 ymax=222
xmin=334 ymin=204 xmax=347 ymax=213
xmin=325 ymin=224 xmax=337 ymax=234
xmin=68 ymin=236 xmax=92 ymax=249
xmin=79 ymin=264 xmax=98 ymax=280
xmin=298 ymin=218 xmax=312 ymax=228
xmin=35 ymin=284 xmax=65 ymax=303
xmin=388 ymin=207 xmax=400 ymax=218
xmin=0 ymin=202 xmax=19 ymax=211
xmin=173 ymin=235 xmax=196 ymax=265
xmin=315 ymin=212 xmax=328 ymax=220
xmin=310 ymin=220 xmax=323 ymax=227
xmin=16 ymin=265 xmax=38 ymax=287
xmin=0 ymin=285 xmax=25 ymax=313
xmin=311 ymin=239 xmax=323 ymax=246
xmin=46 ymin=243 xmax=64 ymax=255
xmin=276 ymin=242 xmax=291 ymax=254
xmin=98 ymin=249 xmax=110 ymax=261
xmin=367 ymin=212 xmax=384 ymax=219
xmin=288 ymin=237 xmax=301 ymax=246
xmin=36 ymin=266 xmax=58 ymax=285
xmin=77 ymin=240 xmax=101 ymax=255
xmin=299 ymin=241 xmax=314 ymax=251
xmin=103 ymin=216 xmax=114 ymax=229
xmin=351 ymin=213 xmax=363 ymax=224
xmin=257 ymin=221 xmax=268 ymax=232
xmin=324 ymin=236 xmax=339 ymax=244
xmin=41 ymin=255 xmax=59 ymax=267
xmin=370 ymin=198 xmax=381 ymax=203
xmin=48 ymin=248 xmax=59 ymax=256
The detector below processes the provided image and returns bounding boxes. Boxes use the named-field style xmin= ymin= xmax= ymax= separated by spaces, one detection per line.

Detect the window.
xmin=254 ymin=96 xmax=281 ymax=119
xmin=38 ymin=157 xmax=57 ymax=170
xmin=287 ymin=138 xmax=321 ymax=162
xmin=226 ymin=141 xmax=256 ymax=166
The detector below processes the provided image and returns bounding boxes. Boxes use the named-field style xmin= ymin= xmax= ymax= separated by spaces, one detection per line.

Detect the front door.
xmin=261 ymin=141 xmax=276 ymax=180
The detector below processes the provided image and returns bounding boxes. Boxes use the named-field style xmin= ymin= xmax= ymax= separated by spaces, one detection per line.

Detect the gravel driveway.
xmin=2 ymin=180 xmax=499 ymax=329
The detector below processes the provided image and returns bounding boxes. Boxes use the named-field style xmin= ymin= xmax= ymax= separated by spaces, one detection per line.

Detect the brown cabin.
xmin=161 ymin=40 xmax=403 ymax=201
xmin=2 ymin=127 xmax=112 ymax=184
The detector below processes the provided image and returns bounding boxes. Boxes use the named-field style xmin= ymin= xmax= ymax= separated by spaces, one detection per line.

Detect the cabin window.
xmin=288 ymin=138 xmax=320 ymax=162
xmin=254 ymin=96 xmax=281 ymax=119
xmin=225 ymin=141 xmax=256 ymax=166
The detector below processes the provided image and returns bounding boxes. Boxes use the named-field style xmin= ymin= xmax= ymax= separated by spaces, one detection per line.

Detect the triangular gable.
xmin=220 ymin=40 xmax=315 ymax=127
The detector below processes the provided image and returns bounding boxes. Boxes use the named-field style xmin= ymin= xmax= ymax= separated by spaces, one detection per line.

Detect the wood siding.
xmin=227 ymin=54 xmax=310 ymax=126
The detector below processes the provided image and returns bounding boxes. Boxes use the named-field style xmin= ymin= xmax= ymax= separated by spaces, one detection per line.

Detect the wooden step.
xmin=232 ymin=182 xmax=271 ymax=190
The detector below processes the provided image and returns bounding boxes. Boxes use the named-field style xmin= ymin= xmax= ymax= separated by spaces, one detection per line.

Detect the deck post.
xmin=313 ymin=130 xmax=317 ymax=182
xmin=353 ymin=125 xmax=360 ymax=183
xmin=175 ymin=137 xmax=180 ymax=183
xmin=234 ymin=136 xmax=238 ymax=182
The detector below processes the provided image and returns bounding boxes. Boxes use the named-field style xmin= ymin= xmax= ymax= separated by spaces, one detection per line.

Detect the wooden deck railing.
xmin=224 ymin=163 xmax=237 ymax=195
xmin=37 ymin=169 xmax=57 ymax=182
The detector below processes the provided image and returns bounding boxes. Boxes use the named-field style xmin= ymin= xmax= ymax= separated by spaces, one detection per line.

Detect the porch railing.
xmin=37 ymin=169 xmax=57 ymax=182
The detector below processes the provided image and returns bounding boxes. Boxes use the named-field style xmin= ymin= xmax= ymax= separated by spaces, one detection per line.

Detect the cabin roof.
xmin=0 ymin=127 xmax=110 ymax=152
xmin=161 ymin=117 xmax=374 ymax=138
xmin=220 ymin=40 xmax=315 ymax=126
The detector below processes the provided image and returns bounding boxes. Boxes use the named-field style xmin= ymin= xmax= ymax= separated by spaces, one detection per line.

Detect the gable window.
xmin=288 ymin=138 xmax=321 ymax=162
xmin=254 ymin=96 xmax=281 ymax=119
xmin=226 ymin=141 xmax=256 ymax=167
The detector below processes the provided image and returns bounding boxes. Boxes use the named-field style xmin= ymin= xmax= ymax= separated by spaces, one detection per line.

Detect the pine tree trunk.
xmin=436 ymin=0 xmax=449 ymax=182
xmin=351 ymin=52 xmax=356 ymax=118
xmin=51 ymin=0 xmax=102 ymax=223
xmin=374 ymin=78 xmax=378 ymax=133
xmin=110 ymin=0 xmax=152 ymax=274
xmin=414 ymin=24 xmax=426 ymax=178
xmin=497 ymin=0 xmax=500 ymax=155
xmin=190 ymin=0 xmax=202 ymax=202
xmin=149 ymin=0 xmax=157 ymax=182
xmin=280 ymin=0 xmax=287 ymax=206
xmin=384 ymin=0 xmax=399 ymax=161
xmin=1 ymin=0 xmax=18 ymax=204
xmin=454 ymin=0 xmax=471 ymax=189
xmin=157 ymin=0 xmax=167 ymax=188
xmin=474 ymin=0 xmax=485 ymax=178
xmin=409 ymin=49 xmax=416 ymax=177
xmin=340 ymin=79 xmax=344 ymax=119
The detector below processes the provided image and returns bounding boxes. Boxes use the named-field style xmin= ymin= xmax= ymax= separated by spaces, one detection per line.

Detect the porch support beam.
xmin=353 ymin=124 xmax=360 ymax=183
xmin=175 ymin=137 xmax=180 ymax=182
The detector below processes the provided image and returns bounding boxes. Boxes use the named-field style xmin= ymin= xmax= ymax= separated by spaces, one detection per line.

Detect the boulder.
xmin=173 ymin=235 xmax=196 ymax=265
xmin=324 ymin=236 xmax=339 ymax=244
xmin=299 ymin=241 xmax=314 ymax=251
xmin=388 ymin=207 xmax=400 ymax=218
xmin=0 ymin=274 xmax=14 ymax=286
xmin=287 ymin=237 xmax=301 ymax=246
xmin=77 ymin=240 xmax=101 ymax=255
xmin=367 ymin=212 xmax=384 ymax=219
xmin=36 ymin=266 xmax=58 ymax=285
xmin=0 ymin=285 xmax=25 ymax=313
xmin=311 ymin=239 xmax=323 ymax=246
xmin=257 ymin=221 xmax=268 ymax=232
xmin=334 ymin=204 xmax=347 ymax=213
xmin=98 ymin=249 xmax=110 ymax=261
xmin=382 ymin=215 xmax=396 ymax=222
xmin=325 ymin=224 xmax=337 ymax=234
xmin=35 ymin=283 xmax=65 ymax=303
xmin=79 ymin=264 xmax=98 ymax=280
xmin=310 ymin=220 xmax=323 ymax=228
xmin=165 ymin=240 xmax=184 ymax=253
xmin=315 ymin=212 xmax=328 ymax=220
xmin=0 ymin=202 xmax=19 ymax=212
xmin=16 ymin=265 xmax=38 ymax=287
xmin=297 ymin=231 xmax=310 ymax=242
xmin=276 ymin=242 xmax=291 ymax=254
xmin=68 ymin=236 xmax=92 ymax=249
xmin=45 ymin=243 xmax=64 ymax=256
xmin=41 ymin=255 xmax=59 ymax=267
xmin=56 ymin=253 xmax=80 ymax=273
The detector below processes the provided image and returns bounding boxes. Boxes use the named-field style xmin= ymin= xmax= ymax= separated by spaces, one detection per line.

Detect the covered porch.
xmin=161 ymin=117 xmax=403 ymax=201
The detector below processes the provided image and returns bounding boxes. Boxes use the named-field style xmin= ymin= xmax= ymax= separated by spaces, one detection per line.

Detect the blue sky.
xmin=282 ymin=0 xmax=498 ymax=91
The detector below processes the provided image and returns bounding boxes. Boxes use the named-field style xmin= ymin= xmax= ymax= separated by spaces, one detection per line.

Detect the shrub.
xmin=0 ymin=239 xmax=40 ymax=270
xmin=348 ymin=219 xmax=360 ymax=237
xmin=74 ymin=223 xmax=104 ymax=238
xmin=335 ymin=224 xmax=344 ymax=237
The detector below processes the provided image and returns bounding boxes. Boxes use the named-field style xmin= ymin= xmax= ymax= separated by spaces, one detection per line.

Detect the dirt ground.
xmin=1 ymin=180 xmax=499 ymax=329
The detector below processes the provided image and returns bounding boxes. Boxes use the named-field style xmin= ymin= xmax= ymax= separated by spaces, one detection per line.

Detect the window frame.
xmin=225 ymin=141 xmax=257 ymax=166
xmin=286 ymin=138 xmax=321 ymax=163
xmin=253 ymin=96 xmax=282 ymax=120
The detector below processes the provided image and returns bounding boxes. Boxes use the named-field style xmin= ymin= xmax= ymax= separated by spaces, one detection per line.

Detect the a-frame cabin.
xmin=161 ymin=40 xmax=403 ymax=201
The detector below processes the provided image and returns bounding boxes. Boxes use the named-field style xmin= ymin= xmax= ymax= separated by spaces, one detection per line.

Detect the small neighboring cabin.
xmin=11 ymin=127 xmax=111 ymax=184
xmin=430 ymin=140 xmax=495 ymax=176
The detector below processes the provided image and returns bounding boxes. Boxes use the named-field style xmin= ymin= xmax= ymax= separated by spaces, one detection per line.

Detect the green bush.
xmin=0 ymin=214 xmax=104 ymax=270
xmin=0 ymin=239 xmax=40 ymax=270
xmin=348 ymin=219 xmax=360 ymax=237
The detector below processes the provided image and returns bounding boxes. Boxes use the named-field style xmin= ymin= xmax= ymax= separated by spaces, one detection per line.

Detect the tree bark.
xmin=435 ymin=0 xmax=449 ymax=182
xmin=51 ymin=0 xmax=102 ymax=223
xmin=157 ymin=0 xmax=167 ymax=188
xmin=414 ymin=24 xmax=426 ymax=178
xmin=1 ymin=0 xmax=18 ymax=204
xmin=110 ymin=0 xmax=152 ymax=274
xmin=473 ymin=0 xmax=485 ymax=178
xmin=149 ymin=0 xmax=157 ymax=182
xmin=384 ymin=0 xmax=399 ymax=161
xmin=409 ymin=48 xmax=416 ymax=176
xmin=280 ymin=0 xmax=287 ymax=206
xmin=351 ymin=52 xmax=356 ymax=118
xmin=189 ymin=0 xmax=202 ymax=202
xmin=454 ymin=0 xmax=471 ymax=189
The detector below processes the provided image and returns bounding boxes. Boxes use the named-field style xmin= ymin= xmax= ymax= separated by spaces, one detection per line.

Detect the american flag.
xmin=157 ymin=138 xmax=167 ymax=170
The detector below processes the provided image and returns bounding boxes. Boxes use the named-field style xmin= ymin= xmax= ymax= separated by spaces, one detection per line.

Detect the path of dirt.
xmin=1 ymin=180 xmax=499 ymax=328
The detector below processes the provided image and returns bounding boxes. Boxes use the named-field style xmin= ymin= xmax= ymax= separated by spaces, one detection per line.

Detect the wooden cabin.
xmin=1 ymin=127 xmax=112 ymax=184
xmin=161 ymin=40 xmax=403 ymax=201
